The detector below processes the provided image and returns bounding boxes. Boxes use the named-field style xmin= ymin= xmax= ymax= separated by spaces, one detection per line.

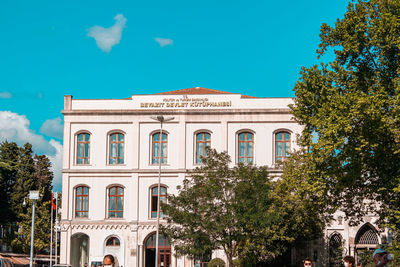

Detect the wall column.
xmin=138 ymin=244 xmax=143 ymax=267
xmin=220 ymin=120 xmax=228 ymax=152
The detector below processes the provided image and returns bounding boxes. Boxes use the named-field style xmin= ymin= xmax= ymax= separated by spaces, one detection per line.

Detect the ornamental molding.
xmin=63 ymin=168 xmax=283 ymax=174
xmin=72 ymin=224 xmax=130 ymax=230
xmin=136 ymin=221 xmax=171 ymax=231
xmin=137 ymin=224 xmax=157 ymax=231
xmin=62 ymin=109 xmax=292 ymax=116
xmin=61 ymin=220 xmax=138 ymax=231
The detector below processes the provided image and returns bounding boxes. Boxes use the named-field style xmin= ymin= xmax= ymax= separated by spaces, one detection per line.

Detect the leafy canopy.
xmin=161 ymin=149 xmax=324 ymax=266
xmin=290 ymin=0 xmax=400 ymax=227
xmin=0 ymin=141 xmax=55 ymax=254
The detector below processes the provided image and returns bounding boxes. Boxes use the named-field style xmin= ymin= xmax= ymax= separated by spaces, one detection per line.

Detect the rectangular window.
xmin=108 ymin=186 xmax=123 ymax=218
xmin=275 ymin=131 xmax=291 ymax=162
xmin=196 ymin=132 xmax=211 ymax=164
xmin=109 ymin=133 xmax=124 ymax=164
xmin=238 ymin=132 xmax=254 ymax=164
xmin=77 ymin=133 xmax=90 ymax=164
xmin=151 ymin=186 xmax=167 ymax=218
xmin=75 ymin=186 xmax=89 ymax=218
xmin=152 ymin=133 xmax=168 ymax=164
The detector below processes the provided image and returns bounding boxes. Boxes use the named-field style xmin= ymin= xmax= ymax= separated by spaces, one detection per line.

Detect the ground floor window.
xmin=145 ymin=233 xmax=171 ymax=267
xmin=70 ymin=233 xmax=89 ymax=267
xmin=329 ymin=233 xmax=343 ymax=267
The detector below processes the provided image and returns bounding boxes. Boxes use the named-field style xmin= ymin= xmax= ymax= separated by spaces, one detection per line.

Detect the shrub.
xmin=232 ymin=259 xmax=241 ymax=267
xmin=208 ymin=258 xmax=225 ymax=267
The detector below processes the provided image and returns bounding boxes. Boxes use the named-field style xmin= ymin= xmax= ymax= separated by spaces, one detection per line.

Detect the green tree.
xmin=11 ymin=143 xmax=37 ymax=218
xmin=12 ymin=151 xmax=54 ymax=253
xmin=34 ymin=154 xmax=54 ymax=203
xmin=0 ymin=141 xmax=20 ymax=225
xmin=11 ymin=199 xmax=52 ymax=253
xmin=208 ymin=258 xmax=225 ymax=267
xmin=161 ymin=149 xmax=324 ymax=266
xmin=161 ymin=150 xmax=237 ymax=267
xmin=0 ymin=142 xmax=55 ymax=253
xmin=290 ymin=0 xmax=400 ymax=228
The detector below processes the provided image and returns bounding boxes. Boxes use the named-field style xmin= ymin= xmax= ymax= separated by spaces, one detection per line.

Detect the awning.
xmin=0 ymin=255 xmax=30 ymax=266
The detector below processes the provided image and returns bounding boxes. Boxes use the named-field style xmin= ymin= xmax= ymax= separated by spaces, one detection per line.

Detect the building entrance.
xmin=355 ymin=223 xmax=379 ymax=266
xmin=144 ymin=233 xmax=171 ymax=267
xmin=70 ymin=233 xmax=89 ymax=267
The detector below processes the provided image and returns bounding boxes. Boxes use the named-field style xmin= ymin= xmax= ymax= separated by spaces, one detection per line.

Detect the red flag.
xmin=51 ymin=192 xmax=56 ymax=210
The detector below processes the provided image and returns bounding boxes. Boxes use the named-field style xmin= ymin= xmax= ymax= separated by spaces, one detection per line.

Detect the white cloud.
xmin=87 ymin=14 xmax=127 ymax=52
xmin=0 ymin=111 xmax=62 ymax=190
xmin=0 ymin=92 xmax=12 ymax=99
xmin=40 ymin=117 xmax=63 ymax=140
xmin=48 ymin=139 xmax=63 ymax=191
xmin=0 ymin=111 xmax=56 ymax=155
xmin=154 ymin=37 xmax=173 ymax=47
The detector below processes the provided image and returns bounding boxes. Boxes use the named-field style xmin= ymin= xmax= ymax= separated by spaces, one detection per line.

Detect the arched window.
xmin=275 ymin=131 xmax=291 ymax=162
xmin=145 ymin=233 xmax=171 ymax=267
xmin=329 ymin=233 xmax=343 ymax=267
xmin=106 ymin=236 xmax=120 ymax=246
xmin=109 ymin=133 xmax=124 ymax=164
xmin=75 ymin=186 xmax=89 ymax=218
xmin=151 ymin=186 xmax=167 ymax=218
xmin=70 ymin=233 xmax=89 ymax=267
xmin=329 ymin=233 xmax=342 ymax=248
xmin=77 ymin=133 xmax=90 ymax=164
xmin=196 ymin=132 xmax=211 ymax=164
xmin=238 ymin=132 xmax=254 ymax=164
xmin=355 ymin=224 xmax=379 ymax=245
xmin=108 ymin=186 xmax=124 ymax=218
xmin=152 ymin=132 xmax=168 ymax=164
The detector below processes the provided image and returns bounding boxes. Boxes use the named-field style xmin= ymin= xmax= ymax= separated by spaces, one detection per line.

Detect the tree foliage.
xmin=0 ymin=141 xmax=19 ymax=224
xmin=0 ymin=141 xmax=54 ymax=253
xmin=290 ymin=0 xmax=400 ymax=228
xmin=208 ymin=258 xmax=225 ymax=267
xmin=161 ymin=149 xmax=323 ymax=267
xmin=11 ymin=199 xmax=52 ymax=253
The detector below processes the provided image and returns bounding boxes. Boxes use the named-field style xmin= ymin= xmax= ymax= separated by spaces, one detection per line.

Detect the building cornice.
xmin=60 ymin=219 xmax=139 ymax=231
xmin=62 ymin=108 xmax=291 ymax=116
xmin=62 ymin=168 xmax=283 ymax=174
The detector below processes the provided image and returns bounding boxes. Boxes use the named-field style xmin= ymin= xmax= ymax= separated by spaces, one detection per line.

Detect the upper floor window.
xmin=275 ymin=131 xmax=291 ymax=162
xmin=108 ymin=186 xmax=123 ymax=218
xmin=151 ymin=186 xmax=167 ymax=218
xmin=75 ymin=186 xmax=89 ymax=218
xmin=238 ymin=132 xmax=254 ymax=164
xmin=106 ymin=236 xmax=120 ymax=246
xmin=109 ymin=133 xmax=124 ymax=165
xmin=196 ymin=132 xmax=211 ymax=164
xmin=152 ymin=132 xmax=167 ymax=164
xmin=77 ymin=133 xmax=90 ymax=164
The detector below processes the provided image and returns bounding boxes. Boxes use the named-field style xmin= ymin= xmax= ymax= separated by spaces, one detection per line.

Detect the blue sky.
xmin=0 ymin=0 xmax=350 ymax=190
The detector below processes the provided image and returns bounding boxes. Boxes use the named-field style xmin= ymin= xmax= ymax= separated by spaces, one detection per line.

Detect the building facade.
xmin=60 ymin=88 xmax=386 ymax=267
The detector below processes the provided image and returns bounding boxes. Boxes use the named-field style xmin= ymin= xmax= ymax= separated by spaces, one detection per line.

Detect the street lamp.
xmin=27 ymin=190 xmax=40 ymax=267
xmin=150 ymin=115 xmax=174 ymax=267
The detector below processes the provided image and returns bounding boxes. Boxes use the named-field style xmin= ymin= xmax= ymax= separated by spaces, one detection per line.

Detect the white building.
xmin=60 ymin=87 xmax=386 ymax=267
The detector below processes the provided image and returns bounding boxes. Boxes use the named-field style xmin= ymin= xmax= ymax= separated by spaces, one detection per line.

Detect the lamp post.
xmin=54 ymin=192 xmax=59 ymax=265
xmin=150 ymin=115 xmax=174 ymax=267
xmin=27 ymin=190 xmax=40 ymax=267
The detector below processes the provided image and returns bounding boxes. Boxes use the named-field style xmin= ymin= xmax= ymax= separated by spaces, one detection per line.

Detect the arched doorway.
xmin=104 ymin=236 xmax=123 ymax=267
xmin=70 ymin=233 xmax=89 ymax=267
xmin=355 ymin=223 xmax=379 ymax=266
xmin=144 ymin=233 xmax=171 ymax=267
xmin=329 ymin=233 xmax=343 ymax=267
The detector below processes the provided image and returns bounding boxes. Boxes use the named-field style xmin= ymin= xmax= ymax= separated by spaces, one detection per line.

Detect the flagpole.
xmin=50 ymin=194 xmax=53 ymax=267
xmin=54 ymin=192 xmax=58 ymax=265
